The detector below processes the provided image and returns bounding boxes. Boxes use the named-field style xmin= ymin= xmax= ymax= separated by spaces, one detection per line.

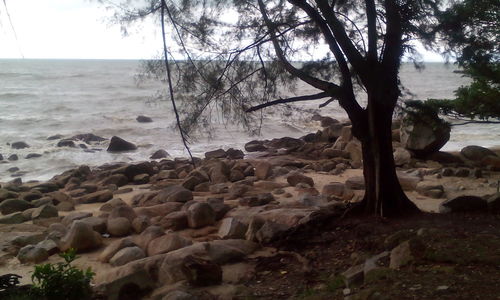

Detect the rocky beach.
xmin=1 ymin=115 xmax=499 ymax=299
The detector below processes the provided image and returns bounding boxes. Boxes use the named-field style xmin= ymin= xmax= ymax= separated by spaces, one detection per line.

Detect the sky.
xmin=0 ymin=0 xmax=444 ymax=61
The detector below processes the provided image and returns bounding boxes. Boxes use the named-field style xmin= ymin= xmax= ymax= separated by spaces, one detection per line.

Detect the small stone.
xmin=136 ymin=115 xmax=153 ymax=123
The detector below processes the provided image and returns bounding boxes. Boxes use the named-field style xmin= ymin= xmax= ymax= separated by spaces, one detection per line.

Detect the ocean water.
xmin=0 ymin=59 xmax=497 ymax=182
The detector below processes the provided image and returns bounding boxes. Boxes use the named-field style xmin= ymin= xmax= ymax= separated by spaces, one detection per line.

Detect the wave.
xmin=0 ymin=92 xmax=38 ymax=99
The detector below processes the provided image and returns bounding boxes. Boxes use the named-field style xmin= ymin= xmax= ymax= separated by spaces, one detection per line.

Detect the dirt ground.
xmin=234 ymin=212 xmax=500 ymax=300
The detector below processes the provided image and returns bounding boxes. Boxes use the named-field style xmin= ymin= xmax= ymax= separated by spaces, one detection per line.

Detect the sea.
xmin=1 ymin=59 xmax=499 ymax=183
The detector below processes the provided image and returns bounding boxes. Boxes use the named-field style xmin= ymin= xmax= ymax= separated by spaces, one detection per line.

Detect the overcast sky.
xmin=0 ymin=0 xmax=444 ymax=61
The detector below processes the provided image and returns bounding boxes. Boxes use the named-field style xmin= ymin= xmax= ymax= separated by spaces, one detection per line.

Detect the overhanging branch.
xmin=246 ymin=92 xmax=330 ymax=112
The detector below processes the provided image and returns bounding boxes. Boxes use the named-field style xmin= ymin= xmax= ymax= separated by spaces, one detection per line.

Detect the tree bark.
xmin=350 ymin=93 xmax=420 ymax=218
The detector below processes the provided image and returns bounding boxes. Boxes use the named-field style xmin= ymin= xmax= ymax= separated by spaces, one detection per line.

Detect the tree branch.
xmin=365 ymin=0 xmax=378 ymax=62
xmin=256 ymin=0 xmax=335 ymax=92
xmin=246 ymin=92 xmax=331 ymax=112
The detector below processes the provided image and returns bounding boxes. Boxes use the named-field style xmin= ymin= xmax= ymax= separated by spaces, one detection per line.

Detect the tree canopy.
xmin=425 ymin=0 xmax=500 ymax=123
xmin=107 ymin=0 xmax=460 ymax=217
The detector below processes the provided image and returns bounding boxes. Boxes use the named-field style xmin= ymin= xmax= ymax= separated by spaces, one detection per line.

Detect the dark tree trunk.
xmin=350 ymin=88 xmax=420 ymax=217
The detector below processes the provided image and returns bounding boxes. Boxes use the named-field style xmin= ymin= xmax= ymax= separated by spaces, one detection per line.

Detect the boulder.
xmin=36 ymin=239 xmax=59 ymax=255
xmin=62 ymin=211 xmax=93 ymax=226
xmin=71 ymin=133 xmax=106 ymax=144
xmin=400 ymin=114 xmax=450 ymax=157
xmin=134 ymin=202 xmax=183 ymax=218
xmin=0 ymin=188 xmax=18 ymax=201
xmin=461 ymin=145 xmax=497 ymax=161
xmin=8 ymin=154 xmax=18 ymax=161
xmin=239 ymin=193 xmax=274 ymax=207
xmin=147 ymin=233 xmax=193 ymax=256
xmin=107 ymin=217 xmax=132 ymax=237
xmin=0 ymin=212 xmax=27 ymax=224
xmin=110 ymin=246 xmax=146 ymax=267
xmin=218 ymin=217 xmax=248 ymax=239
xmin=133 ymin=174 xmax=150 ymax=184
xmin=99 ymin=237 xmax=137 ymax=263
xmin=345 ymin=176 xmax=365 ymax=190
xmin=286 ymin=172 xmax=314 ymax=187
xmin=254 ymin=161 xmax=272 ymax=180
xmin=416 ymin=182 xmax=444 ymax=199
xmin=78 ymin=190 xmax=113 ymax=204
xmin=57 ymin=139 xmax=76 ymax=147
xmin=389 ymin=239 xmax=425 ymax=269
xmin=26 ymin=153 xmax=42 ymax=159
xmin=226 ymin=148 xmax=244 ymax=159
xmin=136 ymin=115 xmax=153 ymax=123
xmin=31 ymin=204 xmax=58 ymax=219
xmin=80 ymin=216 xmax=107 ymax=233
xmin=186 ymin=202 xmax=216 ymax=228
xmin=150 ymin=149 xmax=169 ymax=159
xmin=131 ymin=216 xmax=150 ymax=233
xmin=134 ymin=225 xmax=164 ymax=250
xmin=101 ymin=174 xmax=129 ymax=187
xmin=101 ymin=198 xmax=127 ymax=212
xmin=11 ymin=141 xmax=30 ymax=149
xmin=59 ymin=220 xmax=102 ymax=252
xmin=159 ymin=211 xmax=188 ymax=231
xmin=205 ymin=149 xmax=227 ymax=159
xmin=245 ymin=140 xmax=267 ymax=152
xmin=154 ymin=186 xmax=193 ymax=203
xmin=439 ymin=195 xmax=488 ymax=213
xmin=322 ymin=182 xmax=345 ymax=198
xmin=109 ymin=205 xmax=137 ymax=222
xmin=341 ymin=264 xmax=364 ymax=288
xmin=17 ymin=245 xmax=49 ymax=264
xmin=180 ymin=256 xmax=223 ymax=287
xmin=206 ymin=198 xmax=230 ymax=220
xmin=393 ymin=147 xmax=412 ymax=166
xmin=0 ymin=199 xmax=33 ymax=215
xmin=107 ymin=136 xmax=137 ymax=152
xmin=122 ymin=162 xmax=155 ymax=180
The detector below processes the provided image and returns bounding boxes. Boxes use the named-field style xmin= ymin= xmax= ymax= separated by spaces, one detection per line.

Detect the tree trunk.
xmin=351 ymin=94 xmax=420 ymax=217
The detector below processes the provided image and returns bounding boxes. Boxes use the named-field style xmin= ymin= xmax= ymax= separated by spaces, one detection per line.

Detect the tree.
xmin=108 ymin=0 xmax=448 ymax=217
xmin=426 ymin=0 xmax=499 ymax=123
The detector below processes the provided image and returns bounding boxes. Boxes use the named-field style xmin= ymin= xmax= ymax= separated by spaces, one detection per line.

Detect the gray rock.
xmin=80 ymin=216 xmax=107 ymax=233
xmin=159 ymin=211 xmax=188 ymax=231
xmin=205 ymin=149 xmax=227 ymax=159
xmin=0 ymin=212 xmax=27 ymax=224
xmin=394 ymin=147 xmax=412 ymax=166
xmin=460 ymin=145 xmax=497 ymax=161
xmin=226 ymin=148 xmax=244 ymax=159
xmin=132 ymin=216 xmax=150 ymax=233
xmin=416 ymin=182 xmax=444 ymax=198
xmin=99 ymin=237 xmax=137 ymax=263
xmin=107 ymin=217 xmax=132 ymax=237
xmin=8 ymin=154 xmax=18 ymax=161
xmin=286 ymin=172 xmax=314 ymax=187
xmin=218 ymin=217 xmax=247 ymax=239
xmin=0 ymin=199 xmax=34 ymax=215
xmin=134 ymin=225 xmax=164 ymax=250
xmin=136 ymin=115 xmax=153 ymax=123
xmin=17 ymin=245 xmax=49 ymax=264
xmin=254 ymin=161 xmax=272 ymax=180
xmin=57 ymin=139 xmax=76 ymax=147
xmin=147 ymin=233 xmax=193 ymax=256
xmin=342 ymin=264 xmax=364 ymax=288
xmin=31 ymin=204 xmax=58 ymax=219
xmin=110 ymin=246 xmax=146 ymax=267
xmin=59 ymin=220 xmax=103 ymax=253
xmin=101 ymin=174 xmax=129 ymax=187
xmin=244 ymin=140 xmax=267 ymax=152
xmin=107 ymin=136 xmax=137 ymax=152
xmin=345 ymin=176 xmax=365 ymax=190
xmin=26 ymin=153 xmax=42 ymax=159
xmin=400 ymin=114 xmax=450 ymax=157
xmin=109 ymin=205 xmax=137 ymax=222
xmin=155 ymin=186 xmax=193 ymax=203
xmin=62 ymin=211 xmax=93 ymax=226
xmin=36 ymin=239 xmax=59 ymax=255
xmin=11 ymin=141 xmax=30 ymax=149
xmin=150 ymin=149 xmax=169 ymax=159
xmin=186 ymin=202 xmax=216 ymax=228
xmin=389 ymin=239 xmax=425 ymax=269
xmin=322 ymin=182 xmax=345 ymax=198
xmin=439 ymin=195 xmax=488 ymax=213
xmin=255 ymin=221 xmax=288 ymax=243
xmin=77 ymin=190 xmax=113 ymax=204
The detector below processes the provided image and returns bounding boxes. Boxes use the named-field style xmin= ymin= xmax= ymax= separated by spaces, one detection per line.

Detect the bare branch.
xmin=246 ymin=92 xmax=330 ymax=112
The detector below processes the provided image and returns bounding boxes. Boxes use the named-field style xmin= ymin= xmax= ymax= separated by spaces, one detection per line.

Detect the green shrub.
xmin=31 ymin=248 xmax=95 ymax=300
